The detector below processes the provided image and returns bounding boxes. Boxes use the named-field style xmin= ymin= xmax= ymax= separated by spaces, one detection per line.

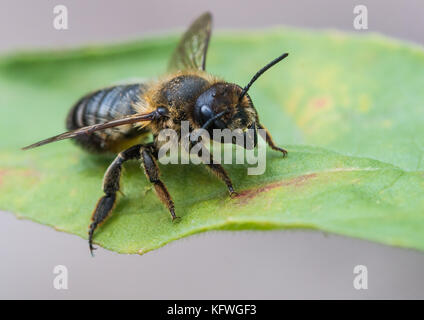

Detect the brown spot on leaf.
xmin=312 ymin=97 xmax=330 ymax=109
xmin=0 ymin=168 xmax=39 ymax=187
xmin=0 ymin=169 xmax=8 ymax=186
xmin=235 ymin=173 xmax=317 ymax=204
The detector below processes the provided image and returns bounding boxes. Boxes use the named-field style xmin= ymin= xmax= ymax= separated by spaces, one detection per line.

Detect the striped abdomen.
xmin=66 ymin=83 xmax=148 ymax=153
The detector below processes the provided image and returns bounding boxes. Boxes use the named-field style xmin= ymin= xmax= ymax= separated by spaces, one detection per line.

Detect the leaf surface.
xmin=1 ymin=29 xmax=423 ymax=253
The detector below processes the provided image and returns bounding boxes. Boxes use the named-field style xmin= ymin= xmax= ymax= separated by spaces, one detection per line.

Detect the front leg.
xmin=258 ymin=123 xmax=288 ymax=156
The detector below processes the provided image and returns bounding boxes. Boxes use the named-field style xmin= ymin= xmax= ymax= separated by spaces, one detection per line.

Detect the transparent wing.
xmin=22 ymin=112 xmax=157 ymax=150
xmin=168 ymin=12 xmax=212 ymax=72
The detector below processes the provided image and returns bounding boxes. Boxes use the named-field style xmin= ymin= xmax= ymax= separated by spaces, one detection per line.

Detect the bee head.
xmin=193 ymin=52 xmax=289 ymax=149
xmin=193 ymin=83 xmax=258 ymax=149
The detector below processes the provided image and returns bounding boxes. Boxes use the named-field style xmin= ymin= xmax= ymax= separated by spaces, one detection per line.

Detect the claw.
xmin=230 ymin=190 xmax=239 ymax=198
xmin=88 ymin=222 xmax=98 ymax=257
xmin=228 ymin=185 xmax=238 ymax=198
xmin=118 ymin=190 xmax=126 ymax=197
xmin=169 ymin=206 xmax=181 ymax=222
xmin=172 ymin=215 xmax=181 ymax=222
xmin=273 ymin=147 xmax=288 ymax=157
xmin=89 ymin=243 xmax=97 ymax=257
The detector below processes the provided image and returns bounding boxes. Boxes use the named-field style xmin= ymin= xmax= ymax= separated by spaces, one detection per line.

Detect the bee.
xmin=23 ymin=12 xmax=289 ymax=255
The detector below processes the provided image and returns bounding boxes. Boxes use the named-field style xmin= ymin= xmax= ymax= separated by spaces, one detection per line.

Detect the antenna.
xmin=239 ymin=52 xmax=289 ymax=101
xmin=200 ymin=110 xmax=228 ymax=130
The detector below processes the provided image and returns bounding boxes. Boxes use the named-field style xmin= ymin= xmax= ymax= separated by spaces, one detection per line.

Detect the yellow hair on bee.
xmin=132 ymin=70 xmax=221 ymax=131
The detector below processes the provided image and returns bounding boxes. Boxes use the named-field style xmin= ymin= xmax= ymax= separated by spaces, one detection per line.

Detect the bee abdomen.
xmin=66 ymin=83 xmax=148 ymax=153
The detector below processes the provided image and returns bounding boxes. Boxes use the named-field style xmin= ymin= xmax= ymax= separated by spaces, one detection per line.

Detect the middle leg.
xmin=198 ymin=146 xmax=237 ymax=197
xmin=140 ymin=145 xmax=178 ymax=221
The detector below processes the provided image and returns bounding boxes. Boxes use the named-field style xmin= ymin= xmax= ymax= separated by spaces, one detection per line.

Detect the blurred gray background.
xmin=1 ymin=0 xmax=424 ymax=299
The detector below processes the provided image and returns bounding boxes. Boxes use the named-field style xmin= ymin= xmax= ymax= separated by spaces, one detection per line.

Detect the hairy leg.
xmin=258 ymin=123 xmax=288 ymax=156
xmin=88 ymin=143 xmax=176 ymax=256
xmin=198 ymin=146 xmax=237 ymax=197
xmin=89 ymin=144 xmax=141 ymax=255
xmin=140 ymin=146 xmax=177 ymax=221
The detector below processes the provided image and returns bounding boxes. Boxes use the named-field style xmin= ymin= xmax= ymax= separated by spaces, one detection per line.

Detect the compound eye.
xmin=200 ymin=105 xmax=214 ymax=123
xmin=156 ymin=106 xmax=169 ymax=116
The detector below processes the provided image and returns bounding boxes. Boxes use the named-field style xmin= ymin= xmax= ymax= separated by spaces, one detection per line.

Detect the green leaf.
xmin=1 ymin=28 xmax=424 ymax=254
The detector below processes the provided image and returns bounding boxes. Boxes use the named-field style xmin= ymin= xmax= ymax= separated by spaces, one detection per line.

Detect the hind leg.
xmin=88 ymin=143 xmax=177 ymax=255
xmin=88 ymin=144 xmax=142 ymax=255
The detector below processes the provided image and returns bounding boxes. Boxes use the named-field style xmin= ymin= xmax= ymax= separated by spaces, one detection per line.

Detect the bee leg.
xmin=89 ymin=144 xmax=142 ymax=256
xmin=206 ymin=163 xmax=237 ymax=197
xmin=258 ymin=123 xmax=288 ymax=157
xmin=199 ymin=147 xmax=237 ymax=197
xmin=140 ymin=146 xmax=178 ymax=221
